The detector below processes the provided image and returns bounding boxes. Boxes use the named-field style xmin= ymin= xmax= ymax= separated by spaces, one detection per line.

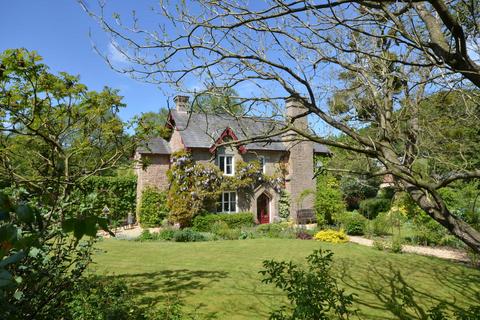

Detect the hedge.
xmin=77 ymin=175 xmax=136 ymax=222
xmin=139 ymin=187 xmax=169 ymax=227
xmin=192 ymin=212 xmax=254 ymax=232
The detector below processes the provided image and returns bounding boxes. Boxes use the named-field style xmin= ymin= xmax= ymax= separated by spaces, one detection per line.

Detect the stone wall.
xmin=284 ymin=97 xmax=316 ymax=221
xmin=135 ymin=153 xmax=170 ymax=212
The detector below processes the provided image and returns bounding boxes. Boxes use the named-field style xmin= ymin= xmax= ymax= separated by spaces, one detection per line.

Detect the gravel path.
xmin=349 ymin=236 xmax=469 ymax=262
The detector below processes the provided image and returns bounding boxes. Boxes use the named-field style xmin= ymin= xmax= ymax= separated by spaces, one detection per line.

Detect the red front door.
xmin=257 ymin=194 xmax=269 ymax=224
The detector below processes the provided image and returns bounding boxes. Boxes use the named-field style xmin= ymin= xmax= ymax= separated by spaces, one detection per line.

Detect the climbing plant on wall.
xmin=167 ymin=150 xmax=285 ymax=226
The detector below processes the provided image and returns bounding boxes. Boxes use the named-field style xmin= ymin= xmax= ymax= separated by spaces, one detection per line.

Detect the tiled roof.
xmin=136 ymin=137 xmax=171 ymax=154
xmin=138 ymin=110 xmax=330 ymax=155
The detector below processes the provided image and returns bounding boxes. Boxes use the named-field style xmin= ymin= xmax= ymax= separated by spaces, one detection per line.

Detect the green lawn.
xmin=91 ymin=239 xmax=480 ymax=319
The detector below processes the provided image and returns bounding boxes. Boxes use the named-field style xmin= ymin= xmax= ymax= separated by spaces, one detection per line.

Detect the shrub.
xmin=66 ymin=276 xmax=142 ymax=320
xmin=158 ymin=228 xmax=176 ymax=241
xmin=278 ymin=189 xmax=291 ymax=219
xmin=390 ymin=236 xmax=403 ymax=254
xmin=211 ymin=221 xmax=242 ymax=240
xmin=359 ymin=197 xmax=391 ymax=219
xmin=139 ymin=187 xmax=169 ymax=227
xmin=314 ymin=229 xmax=349 ymax=243
xmin=370 ymin=212 xmax=390 ymax=236
xmin=315 ymin=174 xmax=346 ymax=225
xmin=260 ymin=249 xmax=355 ymax=319
xmin=192 ymin=212 xmax=254 ymax=232
xmin=335 ymin=211 xmax=367 ymax=235
xmin=172 ymin=228 xmax=207 ymax=242
xmin=256 ymin=222 xmax=296 ymax=239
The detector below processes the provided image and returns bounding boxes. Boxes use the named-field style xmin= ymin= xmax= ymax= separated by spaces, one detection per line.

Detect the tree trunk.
xmin=405 ymin=183 xmax=480 ymax=253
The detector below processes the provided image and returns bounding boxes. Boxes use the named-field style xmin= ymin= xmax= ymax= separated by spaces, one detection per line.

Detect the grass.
xmin=91 ymin=238 xmax=480 ymax=319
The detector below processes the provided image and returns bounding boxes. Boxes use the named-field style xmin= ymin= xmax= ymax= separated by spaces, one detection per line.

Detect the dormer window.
xmin=218 ymin=154 xmax=234 ymax=175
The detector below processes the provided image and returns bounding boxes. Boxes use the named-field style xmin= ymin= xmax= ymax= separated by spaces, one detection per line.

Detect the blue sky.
xmin=0 ymin=0 xmax=166 ymax=121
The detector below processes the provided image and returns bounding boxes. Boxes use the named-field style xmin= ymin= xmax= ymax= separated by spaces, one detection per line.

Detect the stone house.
xmin=135 ymin=95 xmax=329 ymax=224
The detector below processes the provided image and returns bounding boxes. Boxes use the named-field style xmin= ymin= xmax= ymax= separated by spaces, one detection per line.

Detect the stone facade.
xmin=135 ymin=95 xmax=326 ymax=224
xmin=284 ymin=97 xmax=316 ymax=220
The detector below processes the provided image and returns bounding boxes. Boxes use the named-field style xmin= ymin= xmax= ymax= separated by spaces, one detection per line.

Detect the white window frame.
xmin=217 ymin=191 xmax=237 ymax=213
xmin=258 ymin=156 xmax=266 ymax=174
xmin=218 ymin=154 xmax=235 ymax=176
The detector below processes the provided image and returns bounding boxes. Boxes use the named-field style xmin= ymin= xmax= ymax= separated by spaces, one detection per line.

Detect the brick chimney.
xmin=174 ymin=95 xmax=189 ymax=112
xmin=284 ymin=96 xmax=315 ymax=222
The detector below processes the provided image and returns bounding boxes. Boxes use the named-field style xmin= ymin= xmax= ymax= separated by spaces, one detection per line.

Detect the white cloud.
xmin=108 ymin=42 xmax=128 ymax=64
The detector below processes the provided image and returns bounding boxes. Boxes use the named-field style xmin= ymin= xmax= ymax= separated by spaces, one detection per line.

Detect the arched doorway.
xmin=257 ymin=193 xmax=270 ymax=224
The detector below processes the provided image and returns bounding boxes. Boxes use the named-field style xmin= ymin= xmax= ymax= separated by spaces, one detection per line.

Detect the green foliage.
xmin=211 ymin=221 xmax=243 ymax=240
xmin=76 ymin=175 xmax=136 ymax=223
xmin=439 ymin=181 xmax=480 ymax=229
xmin=0 ymin=49 xmax=133 ymax=319
xmin=65 ymin=275 xmax=196 ymax=320
xmin=256 ymin=222 xmax=296 ymax=239
xmin=315 ymin=174 xmax=346 ymax=225
xmin=278 ymin=189 xmax=291 ymax=219
xmin=167 ymin=151 xmax=224 ymax=226
xmin=365 ymin=212 xmax=391 ymax=237
xmin=340 ymin=176 xmax=379 ymax=210
xmin=135 ymin=109 xmax=172 ymax=140
xmin=260 ymin=249 xmax=355 ymax=319
xmin=314 ymin=229 xmax=349 ymax=243
xmin=192 ymin=212 xmax=254 ymax=232
xmin=137 ymin=228 xmax=208 ymax=242
xmin=0 ymin=191 xmax=109 ymax=320
xmin=0 ymin=48 xmax=132 ymax=197
xmin=193 ymin=86 xmax=243 ymax=115
xmin=167 ymin=150 xmax=283 ymax=226
xmin=139 ymin=187 xmax=169 ymax=227
xmin=172 ymin=228 xmax=208 ymax=242
xmin=359 ymin=197 xmax=391 ymax=219
xmin=66 ymin=276 xmax=142 ymax=320
xmin=335 ymin=211 xmax=367 ymax=235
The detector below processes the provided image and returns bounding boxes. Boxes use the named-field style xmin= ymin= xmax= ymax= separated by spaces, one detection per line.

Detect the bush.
xmin=335 ymin=211 xmax=367 ymax=235
xmin=172 ymin=228 xmax=207 ymax=242
xmin=314 ymin=229 xmax=349 ymax=243
xmin=139 ymin=187 xmax=169 ymax=227
xmin=359 ymin=197 xmax=391 ymax=219
xmin=211 ymin=221 xmax=242 ymax=240
xmin=256 ymin=222 xmax=296 ymax=239
xmin=192 ymin=212 xmax=254 ymax=232
xmin=278 ymin=189 xmax=291 ymax=219
xmin=66 ymin=276 xmax=142 ymax=320
xmin=260 ymin=249 xmax=355 ymax=319
xmin=366 ymin=212 xmax=390 ymax=236
xmin=315 ymin=174 xmax=346 ymax=225
xmin=66 ymin=276 xmax=196 ymax=320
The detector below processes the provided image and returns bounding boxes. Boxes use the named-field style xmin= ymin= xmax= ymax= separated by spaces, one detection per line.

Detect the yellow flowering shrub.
xmin=314 ymin=229 xmax=349 ymax=243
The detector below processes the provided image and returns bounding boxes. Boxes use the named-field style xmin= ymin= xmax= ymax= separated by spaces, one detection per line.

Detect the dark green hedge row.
xmin=192 ymin=212 xmax=254 ymax=232
xmin=77 ymin=176 xmax=136 ymax=222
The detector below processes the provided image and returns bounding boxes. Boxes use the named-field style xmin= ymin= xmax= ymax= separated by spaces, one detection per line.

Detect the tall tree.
xmin=82 ymin=1 xmax=480 ymax=252
xmin=0 ymin=48 xmax=135 ymax=318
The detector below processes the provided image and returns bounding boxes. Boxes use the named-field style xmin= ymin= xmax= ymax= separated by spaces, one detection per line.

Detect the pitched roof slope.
xmin=138 ymin=110 xmax=330 ymax=154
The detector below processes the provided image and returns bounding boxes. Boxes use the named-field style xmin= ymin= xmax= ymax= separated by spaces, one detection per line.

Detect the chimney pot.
xmin=174 ymin=95 xmax=190 ymax=112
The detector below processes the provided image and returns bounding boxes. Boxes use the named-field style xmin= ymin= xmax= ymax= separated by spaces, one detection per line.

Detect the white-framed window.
xmin=258 ymin=156 xmax=266 ymax=173
xmin=217 ymin=191 xmax=237 ymax=213
xmin=218 ymin=154 xmax=234 ymax=175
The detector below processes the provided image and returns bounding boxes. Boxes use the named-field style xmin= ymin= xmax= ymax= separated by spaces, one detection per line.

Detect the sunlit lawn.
xmin=91 ymin=238 xmax=480 ymax=319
